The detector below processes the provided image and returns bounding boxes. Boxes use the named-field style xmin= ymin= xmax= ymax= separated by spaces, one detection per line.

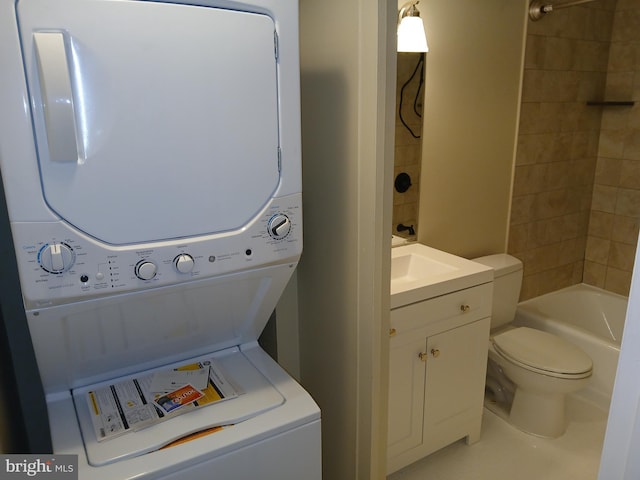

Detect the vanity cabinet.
xmin=387 ymin=282 xmax=492 ymax=474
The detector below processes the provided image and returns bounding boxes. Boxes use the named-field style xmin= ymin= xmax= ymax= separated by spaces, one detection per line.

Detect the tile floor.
xmin=388 ymin=395 xmax=608 ymax=480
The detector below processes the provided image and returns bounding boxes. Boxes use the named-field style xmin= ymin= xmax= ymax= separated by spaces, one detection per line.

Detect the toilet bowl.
xmin=473 ymin=254 xmax=593 ymax=438
xmin=489 ymin=326 xmax=592 ymax=437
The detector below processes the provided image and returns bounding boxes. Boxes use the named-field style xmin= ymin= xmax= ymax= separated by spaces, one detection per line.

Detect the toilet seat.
xmin=491 ymin=327 xmax=592 ymax=379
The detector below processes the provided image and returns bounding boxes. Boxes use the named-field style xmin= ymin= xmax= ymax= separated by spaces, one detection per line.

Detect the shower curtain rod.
xmin=529 ymin=0 xmax=597 ymax=21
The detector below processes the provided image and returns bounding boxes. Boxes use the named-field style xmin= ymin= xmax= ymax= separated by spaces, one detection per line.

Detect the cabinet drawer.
xmin=390 ymin=282 xmax=492 ymax=335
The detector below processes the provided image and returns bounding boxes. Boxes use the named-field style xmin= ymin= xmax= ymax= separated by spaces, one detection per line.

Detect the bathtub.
xmin=513 ymin=283 xmax=628 ymax=411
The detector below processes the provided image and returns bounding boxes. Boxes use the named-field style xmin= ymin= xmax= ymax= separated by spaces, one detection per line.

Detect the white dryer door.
xmin=18 ymin=0 xmax=280 ymax=245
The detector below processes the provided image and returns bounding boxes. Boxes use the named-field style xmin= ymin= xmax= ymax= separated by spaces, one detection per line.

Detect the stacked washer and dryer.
xmin=0 ymin=0 xmax=321 ymax=478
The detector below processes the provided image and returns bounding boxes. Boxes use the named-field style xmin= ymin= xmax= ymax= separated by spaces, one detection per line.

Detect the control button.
xmin=135 ymin=260 xmax=157 ymax=280
xmin=268 ymin=214 xmax=292 ymax=239
xmin=39 ymin=243 xmax=75 ymax=273
xmin=96 ymin=272 xmax=105 ymax=281
xmin=174 ymin=254 xmax=195 ymax=274
xmin=80 ymin=274 xmax=89 ymax=283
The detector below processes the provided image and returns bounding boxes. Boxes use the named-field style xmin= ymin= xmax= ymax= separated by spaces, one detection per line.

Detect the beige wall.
xmin=585 ymin=0 xmax=640 ymax=296
xmin=418 ymin=0 xmax=528 ymax=259
xmin=297 ymin=0 xmax=394 ymax=478
xmin=508 ymin=0 xmax=623 ymax=299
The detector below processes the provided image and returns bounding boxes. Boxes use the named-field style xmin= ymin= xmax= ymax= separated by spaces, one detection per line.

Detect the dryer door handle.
xmin=33 ymin=32 xmax=79 ymax=164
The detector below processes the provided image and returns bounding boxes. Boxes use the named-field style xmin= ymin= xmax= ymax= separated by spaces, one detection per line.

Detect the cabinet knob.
xmin=431 ymin=348 xmax=440 ymax=358
xmin=418 ymin=352 xmax=428 ymax=362
xmin=389 ymin=328 xmax=397 ymax=337
xmin=460 ymin=304 xmax=470 ymax=313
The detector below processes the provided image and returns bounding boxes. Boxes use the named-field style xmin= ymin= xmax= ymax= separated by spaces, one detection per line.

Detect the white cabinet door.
xmin=424 ymin=319 xmax=489 ymax=429
xmin=388 ymin=333 xmax=426 ymax=457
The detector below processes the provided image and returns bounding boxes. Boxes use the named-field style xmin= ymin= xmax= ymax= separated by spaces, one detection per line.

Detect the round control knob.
xmin=268 ymin=214 xmax=292 ymax=239
xmin=174 ymin=254 xmax=195 ymax=274
xmin=135 ymin=260 xmax=157 ymax=280
xmin=39 ymin=243 xmax=75 ymax=273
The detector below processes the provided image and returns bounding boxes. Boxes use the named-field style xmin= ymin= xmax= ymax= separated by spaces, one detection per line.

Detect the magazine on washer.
xmin=85 ymin=359 xmax=238 ymax=442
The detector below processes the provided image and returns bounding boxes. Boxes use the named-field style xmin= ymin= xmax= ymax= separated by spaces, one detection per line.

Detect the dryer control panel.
xmin=12 ymin=195 xmax=301 ymax=309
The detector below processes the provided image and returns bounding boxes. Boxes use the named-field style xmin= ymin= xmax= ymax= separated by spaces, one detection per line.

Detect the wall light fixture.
xmin=397 ymin=1 xmax=428 ymax=53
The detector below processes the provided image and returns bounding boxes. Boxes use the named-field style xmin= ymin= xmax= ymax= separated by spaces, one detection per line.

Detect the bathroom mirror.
xmin=392 ymin=52 xmax=424 ymax=242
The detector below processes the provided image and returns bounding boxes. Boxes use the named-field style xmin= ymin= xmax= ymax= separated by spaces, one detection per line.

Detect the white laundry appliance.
xmin=0 ymin=0 xmax=321 ymax=478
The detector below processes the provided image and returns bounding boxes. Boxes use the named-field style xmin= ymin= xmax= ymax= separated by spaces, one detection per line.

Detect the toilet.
xmin=472 ymin=254 xmax=593 ymax=438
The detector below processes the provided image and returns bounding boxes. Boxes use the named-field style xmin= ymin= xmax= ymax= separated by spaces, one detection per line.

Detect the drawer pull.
xmin=418 ymin=352 xmax=428 ymax=362
xmin=460 ymin=304 xmax=470 ymax=313
xmin=431 ymin=348 xmax=440 ymax=358
xmin=389 ymin=328 xmax=397 ymax=337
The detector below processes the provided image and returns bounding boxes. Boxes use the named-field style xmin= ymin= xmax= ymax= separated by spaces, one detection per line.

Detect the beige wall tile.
xmin=599 ymin=129 xmax=627 ymax=157
xmin=561 ymin=237 xmax=588 ymax=263
xmin=584 ymin=260 xmax=607 ymax=287
xmin=586 ymin=235 xmax=611 ymax=263
xmin=563 ymin=211 xmax=587 ymax=239
xmin=589 ymin=210 xmax=615 ymax=238
xmin=513 ymin=164 xmax=548 ymax=195
xmin=520 ymin=263 xmax=577 ymax=301
xmin=511 ymin=195 xmax=536 ymax=225
xmin=546 ymin=162 xmax=572 ymax=189
xmin=620 ymin=159 xmax=640 ymax=188
xmin=508 ymin=223 xmax=529 ymax=253
xmin=545 ymin=37 xmax=575 ymax=70
xmin=605 ymin=266 xmax=632 ymax=295
xmin=601 ymin=108 xmax=630 ymax=130
xmin=616 ymin=188 xmax=640 ymax=216
xmin=624 ymin=129 xmax=640 ymax=160
xmin=605 ymin=72 xmax=635 ymax=100
xmin=524 ymin=34 xmax=547 ymax=70
xmin=394 ymin=145 xmax=421 ymax=167
xmin=612 ymin=215 xmax=640 ymax=243
xmin=528 ymin=218 xmax=560 ymax=248
xmin=592 ymin=184 xmax=618 ymax=213
xmin=609 ymin=241 xmax=637 ymax=270
xmin=630 ymin=104 xmax=640 ymax=130
xmin=595 ymin=156 xmax=622 ymax=185
xmin=608 ymin=43 xmax=636 ymax=71
xmin=523 ymin=243 xmax=563 ymax=275
xmin=589 ymin=7 xmax=615 ymax=42
xmin=612 ymin=9 xmax=640 ymax=42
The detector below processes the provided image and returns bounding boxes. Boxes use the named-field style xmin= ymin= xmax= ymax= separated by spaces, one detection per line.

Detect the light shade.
xmin=397 ymin=7 xmax=428 ymax=52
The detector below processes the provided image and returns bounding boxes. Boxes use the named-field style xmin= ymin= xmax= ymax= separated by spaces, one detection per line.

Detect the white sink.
xmin=391 ymin=252 xmax=456 ymax=282
xmin=390 ymin=243 xmax=493 ymax=309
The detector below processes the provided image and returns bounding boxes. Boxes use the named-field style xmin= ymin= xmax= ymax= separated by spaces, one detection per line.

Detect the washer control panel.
xmin=13 ymin=195 xmax=301 ymax=308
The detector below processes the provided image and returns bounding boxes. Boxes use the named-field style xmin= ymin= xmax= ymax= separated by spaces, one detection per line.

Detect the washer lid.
xmin=492 ymin=327 xmax=592 ymax=375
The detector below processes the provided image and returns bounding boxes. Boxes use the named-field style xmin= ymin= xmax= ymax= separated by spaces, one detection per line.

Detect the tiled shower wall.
xmin=585 ymin=0 xmax=640 ymax=295
xmin=393 ymin=53 xmax=423 ymax=239
xmin=508 ymin=0 xmax=622 ymax=299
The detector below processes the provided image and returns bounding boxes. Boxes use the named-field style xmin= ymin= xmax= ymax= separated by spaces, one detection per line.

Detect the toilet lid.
xmin=492 ymin=327 xmax=592 ymax=376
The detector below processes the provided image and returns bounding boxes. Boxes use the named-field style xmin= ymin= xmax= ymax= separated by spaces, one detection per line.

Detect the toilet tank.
xmin=472 ymin=254 xmax=523 ymax=329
